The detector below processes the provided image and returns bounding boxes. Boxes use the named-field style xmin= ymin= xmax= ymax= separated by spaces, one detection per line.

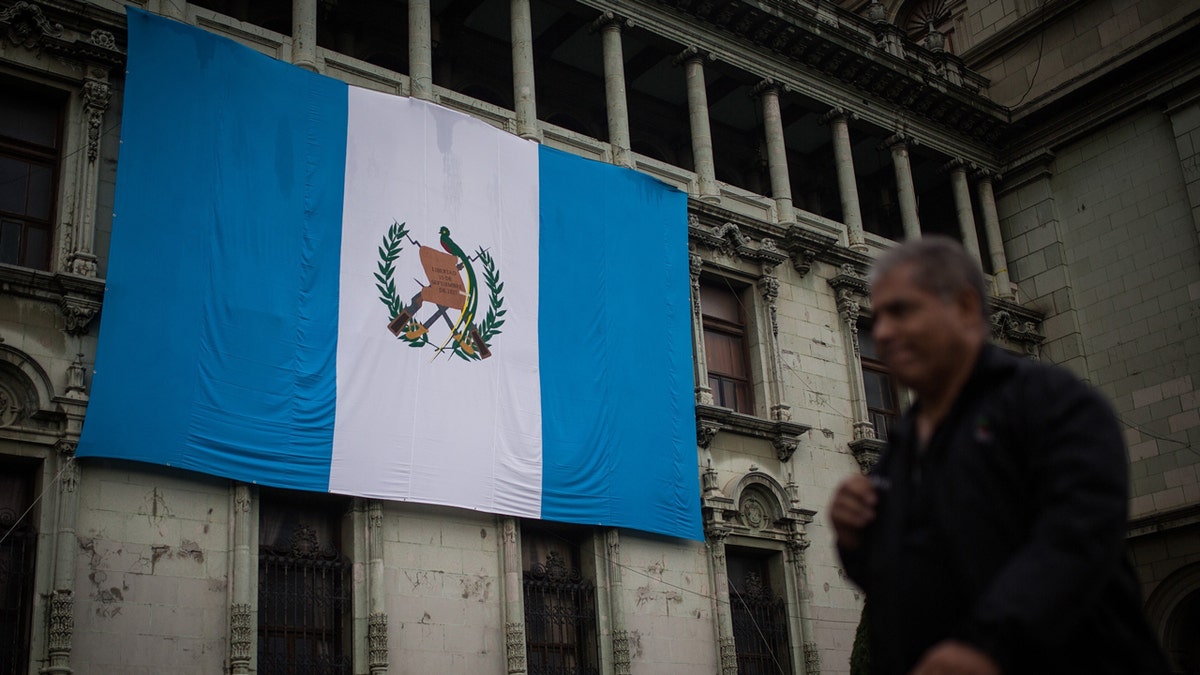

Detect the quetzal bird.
xmin=433 ymin=226 xmax=478 ymax=358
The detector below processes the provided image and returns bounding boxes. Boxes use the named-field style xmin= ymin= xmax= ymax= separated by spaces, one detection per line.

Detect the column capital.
xmin=590 ymin=10 xmax=632 ymax=33
xmin=941 ymin=157 xmax=977 ymax=174
xmin=750 ymin=77 xmax=787 ymax=97
xmin=972 ymin=167 xmax=1002 ymax=182
xmin=673 ymin=45 xmax=713 ymax=66
xmin=880 ymin=132 xmax=917 ymax=151
xmin=819 ymin=105 xmax=857 ymax=125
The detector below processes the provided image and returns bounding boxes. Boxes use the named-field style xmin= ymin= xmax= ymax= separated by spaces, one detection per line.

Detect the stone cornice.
xmin=0 ymin=265 xmax=106 ymax=335
xmin=1 ymin=0 xmax=126 ymax=66
xmin=696 ymin=404 xmax=810 ymax=462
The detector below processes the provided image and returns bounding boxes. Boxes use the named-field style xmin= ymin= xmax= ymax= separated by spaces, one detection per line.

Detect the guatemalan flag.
xmin=78 ymin=9 xmax=702 ymax=540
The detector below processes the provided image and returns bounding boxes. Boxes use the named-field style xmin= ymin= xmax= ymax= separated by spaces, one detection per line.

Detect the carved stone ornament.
xmin=234 ymin=485 xmax=251 ymax=513
xmin=697 ymin=417 xmax=723 ymax=449
xmin=989 ymin=309 xmax=1044 ymax=355
xmin=59 ymin=456 xmax=78 ymax=493
xmin=82 ymin=80 xmax=112 ymax=162
xmin=613 ymin=629 xmax=632 ymax=675
xmin=805 ymin=640 xmax=822 ymax=674
xmin=849 ymin=437 xmax=886 ymax=472
xmin=368 ymin=501 xmax=383 ymax=529
xmin=229 ymin=603 xmax=252 ymax=663
xmin=719 ymin=636 xmax=738 ymax=675
xmin=837 ymin=289 xmax=863 ymax=354
xmin=368 ymin=612 xmax=389 ymax=669
xmin=772 ymin=435 xmax=799 ymax=463
xmin=740 ymin=496 xmax=767 ymax=530
xmin=866 ymin=1 xmax=887 ymax=22
xmin=59 ymin=293 xmax=101 ymax=335
xmin=1 ymin=1 xmax=63 ymax=49
xmin=89 ymin=29 xmax=115 ymax=49
xmin=759 ymin=274 xmax=780 ymax=336
xmin=47 ymin=590 xmax=74 ymax=654
xmin=505 ymin=621 xmax=527 ymax=674
xmin=0 ymin=378 xmax=29 ymax=428
xmin=65 ymin=353 xmax=86 ymax=399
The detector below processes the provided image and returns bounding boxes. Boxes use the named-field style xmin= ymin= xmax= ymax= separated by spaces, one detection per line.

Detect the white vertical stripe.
xmin=331 ymin=88 xmax=542 ymax=518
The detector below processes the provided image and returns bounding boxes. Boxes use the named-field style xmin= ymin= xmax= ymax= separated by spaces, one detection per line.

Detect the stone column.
xmin=65 ymin=70 xmax=111 ymax=277
xmin=946 ymin=159 xmax=982 ymax=261
xmin=606 ymin=529 xmax=632 ymax=675
xmin=707 ymin=528 xmax=738 ymax=675
xmin=510 ymin=0 xmax=538 ymax=140
xmin=882 ymin=134 xmax=920 ymax=239
xmin=753 ymin=79 xmax=795 ymax=224
xmin=675 ymin=47 xmax=719 ymax=202
xmin=821 ymin=108 xmax=867 ymax=252
xmin=228 ymin=484 xmax=253 ymax=675
xmin=367 ymin=501 xmax=388 ymax=674
xmin=292 ymin=0 xmax=318 ymax=71
xmin=593 ymin=12 xmax=633 ymax=168
xmin=975 ymin=170 xmax=1013 ymax=298
xmin=408 ymin=0 xmax=433 ymax=100
xmin=501 ymin=518 xmax=528 ymax=674
xmin=43 ymin=441 xmax=79 ymax=675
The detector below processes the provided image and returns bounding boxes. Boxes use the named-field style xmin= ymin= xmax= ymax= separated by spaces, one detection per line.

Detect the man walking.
xmin=830 ymin=237 xmax=1167 ymax=675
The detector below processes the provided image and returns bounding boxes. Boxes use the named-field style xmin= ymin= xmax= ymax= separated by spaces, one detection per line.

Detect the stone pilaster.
xmin=785 ymin=534 xmax=820 ymax=675
xmin=754 ymin=79 xmax=794 ymax=224
xmin=945 ymin=158 xmax=982 ymax=262
xmin=229 ymin=484 xmax=253 ymax=675
xmin=510 ymin=0 xmax=538 ymax=140
xmin=707 ymin=527 xmax=737 ymax=675
xmin=821 ymin=107 xmax=867 ymax=252
xmin=292 ymin=0 xmax=318 ymax=71
xmin=690 ymin=245 xmax=714 ymax=406
xmin=882 ymin=133 xmax=920 ymax=240
xmin=605 ymin=529 xmax=631 ymax=675
xmin=676 ymin=47 xmax=719 ymax=202
xmin=408 ymin=0 xmax=433 ymax=100
xmin=593 ymin=12 xmax=633 ymax=168
xmin=367 ymin=501 xmax=388 ymax=674
xmin=758 ymin=264 xmax=790 ymax=423
xmin=65 ymin=71 xmax=110 ymax=277
xmin=43 ymin=442 xmax=79 ymax=675
xmin=501 ymin=518 xmax=527 ymax=674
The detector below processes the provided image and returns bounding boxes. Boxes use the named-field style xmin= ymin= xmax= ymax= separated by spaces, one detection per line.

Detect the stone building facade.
xmin=0 ymin=0 xmax=1195 ymax=673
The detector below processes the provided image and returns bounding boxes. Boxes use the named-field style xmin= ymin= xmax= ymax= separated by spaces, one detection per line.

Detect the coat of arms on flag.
xmin=377 ymin=222 xmax=505 ymax=361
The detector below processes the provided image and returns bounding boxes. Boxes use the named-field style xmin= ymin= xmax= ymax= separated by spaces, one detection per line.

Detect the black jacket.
xmin=841 ymin=345 xmax=1167 ymax=675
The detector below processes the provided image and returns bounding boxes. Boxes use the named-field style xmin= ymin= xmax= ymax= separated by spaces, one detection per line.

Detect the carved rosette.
xmin=47 ymin=590 xmax=73 ymax=654
xmin=59 ymin=293 xmax=101 ymax=335
xmin=613 ymin=629 xmax=632 ymax=675
xmin=89 ymin=29 xmax=115 ymax=49
xmin=505 ymin=621 xmax=527 ymax=674
xmin=804 ymin=640 xmax=822 ymax=674
xmin=368 ymin=612 xmax=388 ymax=669
xmin=1 ymin=1 xmax=64 ymax=49
xmin=718 ymin=636 xmax=738 ymax=675
xmin=229 ymin=602 xmax=252 ymax=664
xmin=82 ymin=79 xmax=111 ymax=162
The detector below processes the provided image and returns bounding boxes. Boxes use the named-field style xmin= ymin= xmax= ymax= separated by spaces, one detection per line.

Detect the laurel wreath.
xmin=375 ymin=222 xmax=505 ymax=359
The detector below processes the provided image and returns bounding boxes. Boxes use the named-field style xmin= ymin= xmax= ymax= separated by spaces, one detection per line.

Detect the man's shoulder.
xmin=981 ymin=344 xmax=1118 ymax=425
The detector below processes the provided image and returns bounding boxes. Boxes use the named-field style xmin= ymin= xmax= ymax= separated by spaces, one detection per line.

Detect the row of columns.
xmin=279 ymin=0 xmax=1013 ymax=294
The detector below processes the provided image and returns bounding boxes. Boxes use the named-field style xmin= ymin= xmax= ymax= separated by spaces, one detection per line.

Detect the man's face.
xmin=870 ymin=262 xmax=978 ymax=395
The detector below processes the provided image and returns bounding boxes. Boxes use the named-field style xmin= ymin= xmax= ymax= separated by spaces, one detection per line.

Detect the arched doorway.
xmin=1165 ymin=588 xmax=1200 ymax=674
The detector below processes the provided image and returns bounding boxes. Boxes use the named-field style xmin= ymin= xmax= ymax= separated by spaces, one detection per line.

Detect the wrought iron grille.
xmin=258 ymin=524 xmax=350 ymax=675
xmin=523 ymin=550 xmax=600 ymax=675
xmin=730 ymin=572 xmax=793 ymax=675
xmin=0 ymin=523 xmax=35 ymax=675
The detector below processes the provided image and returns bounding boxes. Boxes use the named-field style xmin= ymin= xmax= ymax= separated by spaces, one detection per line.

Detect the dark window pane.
xmin=700 ymin=283 xmax=741 ymax=323
xmin=0 ymin=220 xmax=20 ymax=265
xmin=0 ymin=96 xmax=58 ymax=148
xmin=25 ymin=164 xmax=51 ymax=219
xmin=23 ymin=225 xmax=48 ymax=270
xmin=0 ymin=460 xmax=37 ymax=675
xmin=0 ymin=157 xmax=26 ymax=214
xmin=859 ymin=329 xmax=879 ymax=360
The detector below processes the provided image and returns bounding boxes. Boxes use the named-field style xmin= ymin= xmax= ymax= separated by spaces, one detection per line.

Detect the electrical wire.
xmin=0 ymin=455 xmax=73 ymax=548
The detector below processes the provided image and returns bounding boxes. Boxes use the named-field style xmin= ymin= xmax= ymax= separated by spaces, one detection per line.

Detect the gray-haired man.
xmin=830 ymin=237 xmax=1167 ymax=675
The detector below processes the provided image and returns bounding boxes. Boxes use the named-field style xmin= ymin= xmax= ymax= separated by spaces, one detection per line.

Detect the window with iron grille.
xmin=0 ymin=458 xmax=38 ymax=675
xmin=728 ymin=550 xmax=792 ymax=675
xmin=522 ymin=525 xmax=599 ymax=675
xmin=701 ymin=280 xmax=754 ymax=415
xmin=0 ymin=82 xmax=63 ymax=271
xmin=258 ymin=490 xmax=351 ymax=675
xmin=858 ymin=323 xmax=900 ymax=441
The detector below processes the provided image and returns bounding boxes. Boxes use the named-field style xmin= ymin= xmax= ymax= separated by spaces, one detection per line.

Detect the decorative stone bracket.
xmin=989 ymin=302 xmax=1045 ymax=357
xmin=848 ymin=437 xmax=886 ymax=472
xmin=689 ymin=217 xmax=790 ymax=268
xmin=696 ymin=403 xmax=810 ymax=462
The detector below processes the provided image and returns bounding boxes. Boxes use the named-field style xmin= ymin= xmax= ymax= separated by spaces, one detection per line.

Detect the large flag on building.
xmin=77 ymin=9 xmax=702 ymax=540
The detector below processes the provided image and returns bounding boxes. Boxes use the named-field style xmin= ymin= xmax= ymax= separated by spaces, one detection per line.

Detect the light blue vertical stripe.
xmin=78 ymin=9 xmax=347 ymax=491
xmin=538 ymin=146 xmax=702 ymax=540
